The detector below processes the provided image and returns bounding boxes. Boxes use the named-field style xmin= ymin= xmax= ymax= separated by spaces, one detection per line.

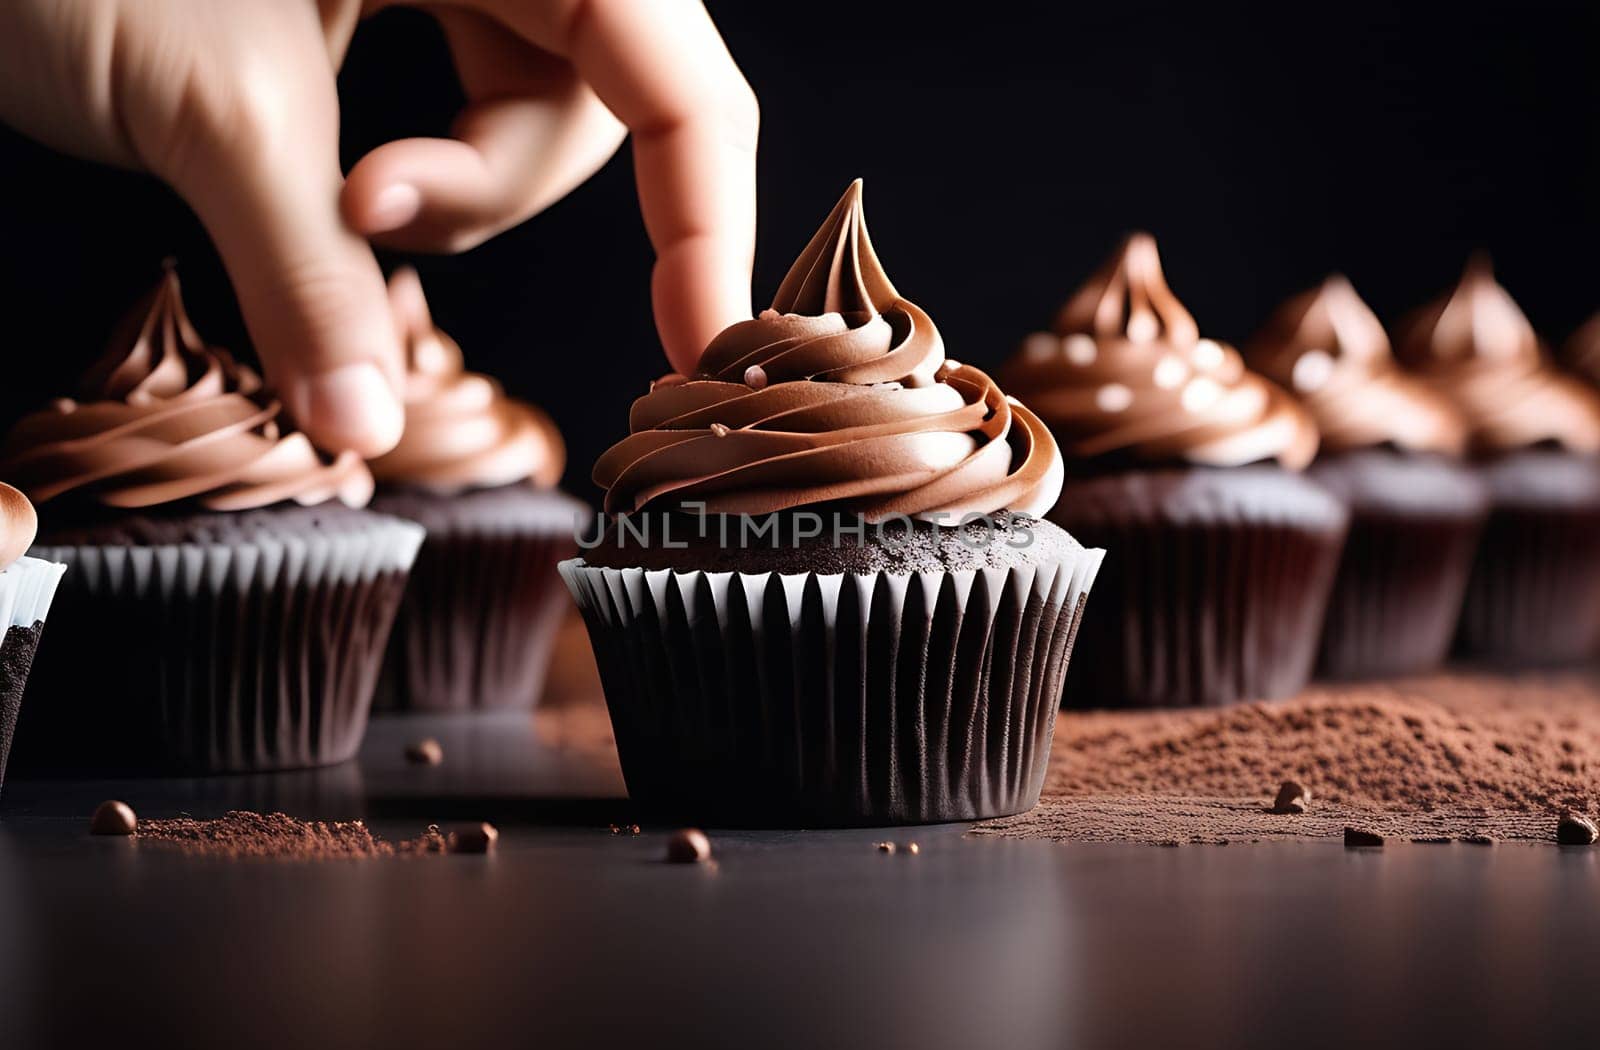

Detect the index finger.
xmin=466 ymin=0 xmax=758 ymax=374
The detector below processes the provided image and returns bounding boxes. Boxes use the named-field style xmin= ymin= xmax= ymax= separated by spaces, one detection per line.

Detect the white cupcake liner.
xmin=18 ymin=516 xmax=423 ymax=774
xmin=561 ymin=547 xmax=1103 ymax=826
xmin=0 ymin=556 xmax=67 ymax=630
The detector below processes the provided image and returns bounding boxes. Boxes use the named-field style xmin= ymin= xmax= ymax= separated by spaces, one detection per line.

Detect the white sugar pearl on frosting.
xmin=1181 ymin=376 xmax=1223 ymax=412
xmin=1152 ymin=354 xmax=1189 ymax=389
xmin=1096 ymin=383 xmax=1133 ymax=412
xmin=1064 ymin=334 xmax=1097 ymax=365
xmin=1023 ymin=333 xmax=1059 ymax=360
xmin=1193 ymin=338 xmax=1226 ymax=370
xmin=1292 ymin=348 xmax=1335 ymax=393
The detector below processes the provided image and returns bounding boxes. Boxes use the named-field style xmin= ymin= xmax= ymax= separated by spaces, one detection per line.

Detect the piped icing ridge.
xmin=1247 ymin=276 xmax=1467 ymax=456
xmin=0 ymin=482 xmax=37 ymax=569
xmin=1000 ymin=234 xmax=1319 ymax=471
xmin=594 ymin=180 xmax=1063 ymax=522
xmin=370 ymin=268 xmax=564 ymax=492
xmin=1394 ymin=257 xmax=1600 ymax=454
xmin=0 ymin=269 xmax=373 ymax=511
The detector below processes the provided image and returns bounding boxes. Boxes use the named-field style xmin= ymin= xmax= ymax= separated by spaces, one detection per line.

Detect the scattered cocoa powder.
xmin=977 ymin=671 xmax=1600 ymax=845
xmin=135 ymin=811 xmax=449 ymax=860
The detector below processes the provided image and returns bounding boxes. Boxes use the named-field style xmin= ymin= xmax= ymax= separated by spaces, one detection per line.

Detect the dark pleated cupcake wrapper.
xmin=0 ymin=557 xmax=65 ymax=792
xmin=561 ymin=549 xmax=1103 ymax=827
xmin=1058 ymin=516 xmax=1344 ymax=709
xmin=375 ymin=521 xmax=576 ymax=713
xmin=1454 ymin=505 xmax=1600 ymax=667
xmin=1315 ymin=510 xmax=1483 ymax=679
xmin=17 ymin=520 xmax=422 ymax=775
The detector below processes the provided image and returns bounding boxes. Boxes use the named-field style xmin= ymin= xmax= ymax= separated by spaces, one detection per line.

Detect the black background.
xmin=2 ymin=1 xmax=1596 ymax=500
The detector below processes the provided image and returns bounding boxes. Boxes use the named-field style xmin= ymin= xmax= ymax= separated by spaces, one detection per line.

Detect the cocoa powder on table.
xmin=976 ymin=671 xmax=1600 ymax=845
xmin=135 ymin=811 xmax=449 ymax=860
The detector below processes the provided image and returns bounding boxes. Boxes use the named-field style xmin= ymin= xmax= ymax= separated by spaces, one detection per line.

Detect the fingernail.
xmin=294 ymin=362 xmax=405 ymax=456
xmin=366 ymin=183 xmax=422 ymax=233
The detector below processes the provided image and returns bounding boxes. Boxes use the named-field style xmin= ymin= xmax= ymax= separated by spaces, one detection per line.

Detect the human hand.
xmin=0 ymin=0 xmax=757 ymax=456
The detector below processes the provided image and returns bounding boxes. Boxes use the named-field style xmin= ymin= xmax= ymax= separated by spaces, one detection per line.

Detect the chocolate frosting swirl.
xmin=1394 ymin=258 xmax=1600 ymax=454
xmin=370 ymin=268 xmax=564 ymax=492
xmin=1000 ymin=234 xmax=1319 ymax=470
xmin=595 ymin=180 xmax=1063 ymax=521
xmin=0 ymin=482 xmax=37 ymax=570
xmin=1247 ymin=276 xmax=1467 ymax=455
xmin=0 ymin=270 xmax=374 ymax=511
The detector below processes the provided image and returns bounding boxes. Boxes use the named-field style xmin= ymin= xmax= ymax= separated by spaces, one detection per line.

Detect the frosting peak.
xmin=1001 ymin=234 xmax=1319 ymax=471
xmin=0 ymin=482 xmax=37 ymax=570
xmin=368 ymin=268 xmax=564 ymax=492
xmin=1054 ymin=232 xmax=1200 ymax=347
xmin=0 ymin=269 xmax=374 ymax=511
xmin=1247 ymin=276 xmax=1467 ymax=455
xmin=594 ymin=181 xmax=1063 ymax=522
xmin=1395 ymin=258 xmax=1600 ymax=454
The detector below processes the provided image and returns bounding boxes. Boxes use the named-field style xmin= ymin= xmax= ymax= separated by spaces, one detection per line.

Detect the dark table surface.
xmin=2 ymin=708 xmax=1593 ymax=1050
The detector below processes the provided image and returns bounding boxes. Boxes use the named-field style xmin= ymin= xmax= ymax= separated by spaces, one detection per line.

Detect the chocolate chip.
xmin=405 ymin=738 xmax=443 ymax=766
xmin=666 ymin=828 xmax=712 ymax=863
xmin=904 ymin=842 xmax=921 ymax=855
xmin=89 ymin=800 xmax=137 ymax=836
xmin=1344 ymin=827 xmax=1384 ymax=848
xmin=1271 ymin=780 xmax=1310 ymax=814
xmin=449 ymin=822 xmax=499 ymax=854
xmin=1556 ymin=813 xmax=1598 ymax=845
xmin=743 ymin=365 xmax=768 ymax=390
xmin=876 ymin=841 xmax=896 ymax=854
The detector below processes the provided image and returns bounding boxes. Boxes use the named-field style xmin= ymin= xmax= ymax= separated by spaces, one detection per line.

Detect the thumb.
xmin=164 ymin=78 xmax=405 ymax=458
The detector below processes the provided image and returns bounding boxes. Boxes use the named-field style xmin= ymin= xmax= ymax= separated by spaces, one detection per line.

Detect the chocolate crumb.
xmin=135 ymin=810 xmax=449 ymax=860
xmin=1556 ymin=813 xmax=1598 ymax=845
xmin=1460 ymin=834 xmax=1496 ymax=846
xmin=1344 ymin=827 xmax=1385 ymax=848
xmin=905 ymin=842 xmax=920 ymax=855
xmin=876 ymin=841 xmax=896 ymax=854
xmin=1411 ymin=836 xmax=1453 ymax=844
xmin=449 ymin=822 xmax=499 ymax=854
xmin=404 ymin=738 xmax=444 ymax=766
xmin=1271 ymin=780 xmax=1311 ymax=815
xmin=666 ymin=828 xmax=712 ymax=864
xmin=89 ymin=800 xmax=137 ymax=836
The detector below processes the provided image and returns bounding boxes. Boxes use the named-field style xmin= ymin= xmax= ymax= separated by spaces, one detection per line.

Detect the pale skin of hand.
xmin=0 ymin=0 xmax=757 ymax=456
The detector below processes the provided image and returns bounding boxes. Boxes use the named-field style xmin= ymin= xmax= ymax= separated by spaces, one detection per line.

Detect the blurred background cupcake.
xmin=1247 ymin=276 xmax=1487 ymax=679
xmin=566 ymin=181 xmax=1101 ymax=826
xmin=368 ymin=268 xmax=585 ymax=713
xmin=999 ymin=233 xmax=1347 ymax=709
xmin=0 ymin=483 xmax=65 ymax=792
xmin=0 ymin=269 xmax=422 ymax=774
xmin=1395 ymin=257 xmax=1600 ymax=667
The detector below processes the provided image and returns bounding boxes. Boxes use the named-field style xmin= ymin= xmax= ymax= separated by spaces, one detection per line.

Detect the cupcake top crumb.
xmin=1000 ymin=233 xmax=1319 ymax=472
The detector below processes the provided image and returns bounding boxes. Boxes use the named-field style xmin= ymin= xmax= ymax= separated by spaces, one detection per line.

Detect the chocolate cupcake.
xmin=367 ymin=269 xmax=584 ymax=712
xmin=0 ymin=270 xmax=422 ymax=774
xmin=1247 ymin=276 xmax=1487 ymax=679
xmin=0 ymin=484 xmax=65 ymax=792
xmin=1395 ymin=258 xmax=1600 ymax=667
xmin=563 ymin=180 xmax=1103 ymax=826
xmin=999 ymin=234 xmax=1347 ymax=708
